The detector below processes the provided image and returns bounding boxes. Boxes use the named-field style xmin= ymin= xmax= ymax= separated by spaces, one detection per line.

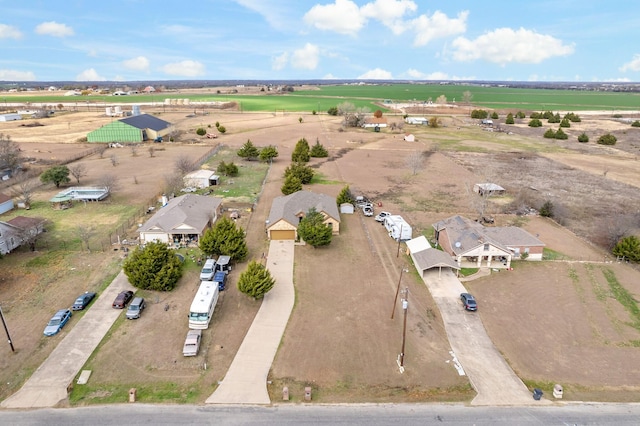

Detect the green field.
xmin=4 ymin=83 xmax=640 ymax=112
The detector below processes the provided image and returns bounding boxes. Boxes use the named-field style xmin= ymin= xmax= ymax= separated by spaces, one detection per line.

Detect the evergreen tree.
xmin=577 ymin=133 xmax=589 ymax=143
xmin=505 ymin=113 xmax=514 ymax=124
xmin=612 ymin=235 xmax=640 ymax=262
xmin=281 ymin=174 xmax=302 ymax=195
xmin=544 ymin=129 xmax=556 ymax=139
xmin=123 ymin=241 xmax=184 ymax=291
xmin=199 ymin=216 xmax=248 ymax=261
xmin=291 ymin=138 xmax=310 ymax=162
xmin=336 ymin=185 xmax=354 ymax=205
xmin=259 ymin=145 xmax=279 ymax=162
xmin=597 ymin=134 xmax=617 ymax=145
xmin=309 ymin=139 xmax=328 ymax=157
xmin=539 ymin=200 xmax=554 ymax=217
xmin=237 ymin=261 xmax=275 ymax=299
xmin=284 ymin=162 xmax=314 ymax=184
xmin=237 ymin=139 xmax=260 ymax=160
xmin=554 ymin=128 xmax=568 ymax=139
xmin=297 ymin=207 xmax=333 ymax=247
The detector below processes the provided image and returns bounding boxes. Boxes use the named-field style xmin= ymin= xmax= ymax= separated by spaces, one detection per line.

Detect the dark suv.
xmin=213 ymin=271 xmax=227 ymax=291
xmin=460 ymin=293 xmax=477 ymax=311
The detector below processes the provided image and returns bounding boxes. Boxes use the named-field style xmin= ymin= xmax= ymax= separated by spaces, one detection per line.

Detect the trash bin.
xmin=533 ymin=388 xmax=543 ymax=401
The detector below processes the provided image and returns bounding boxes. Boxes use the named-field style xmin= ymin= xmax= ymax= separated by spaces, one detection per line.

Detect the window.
xmin=483 ymin=243 xmax=490 ymax=251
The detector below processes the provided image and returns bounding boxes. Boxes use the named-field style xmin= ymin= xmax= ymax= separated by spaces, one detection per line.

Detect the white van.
xmin=199 ymin=258 xmax=216 ymax=281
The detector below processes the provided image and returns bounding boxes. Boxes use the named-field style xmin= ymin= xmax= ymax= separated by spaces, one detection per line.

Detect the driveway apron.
xmin=206 ymin=239 xmax=295 ymax=404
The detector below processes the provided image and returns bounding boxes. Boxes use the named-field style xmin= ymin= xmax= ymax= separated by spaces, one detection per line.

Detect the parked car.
xmin=375 ymin=211 xmax=391 ymax=223
xmin=112 ymin=290 xmax=134 ymax=309
xmin=44 ymin=309 xmax=72 ymax=336
xmin=362 ymin=204 xmax=374 ymax=216
xmin=72 ymin=292 xmax=96 ymax=311
xmin=460 ymin=293 xmax=478 ymax=311
xmin=183 ymin=329 xmax=202 ymax=356
xmin=213 ymin=271 xmax=227 ymax=291
xmin=126 ymin=297 xmax=146 ymax=319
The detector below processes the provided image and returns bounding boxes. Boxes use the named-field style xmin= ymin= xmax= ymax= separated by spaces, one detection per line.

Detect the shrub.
xmin=632 ymin=120 xmax=640 ymax=127
xmin=505 ymin=113 xmax=514 ymax=124
xmin=123 ymin=242 xmax=183 ymax=291
xmin=528 ymin=118 xmax=542 ymax=127
xmin=539 ymin=200 xmax=554 ymax=217
xmin=555 ymin=128 xmax=568 ymax=140
xmin=543 ymin=129 xmax=556 ymax=139
xmin=237 ymin=261 xmax=275 ymax=299
xmin=196 ymin=127 xmax=206 ymax=136
xmin=597 ymin=134 xmax=617 ymax=145
xmin=577 ymin=133 xmax=589 ymax=143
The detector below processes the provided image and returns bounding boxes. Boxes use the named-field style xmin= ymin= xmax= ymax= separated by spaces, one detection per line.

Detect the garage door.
xmin=270 ymin=230 xmax=295 ymax=240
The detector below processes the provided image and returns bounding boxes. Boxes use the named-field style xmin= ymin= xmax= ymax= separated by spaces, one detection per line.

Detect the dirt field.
xmin=2 ymin=103 xmax=640 ymax=404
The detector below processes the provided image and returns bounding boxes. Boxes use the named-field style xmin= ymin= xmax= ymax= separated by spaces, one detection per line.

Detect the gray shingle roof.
xmin=120 ymin=114 xmax=171 ymax=131
xmin=139 ymin=194 xmax=222 ymax=235
xmin=267 ymin=190 xmax=340 ymax=228
xmin=413 ymin=248 xmax=460 ymax=271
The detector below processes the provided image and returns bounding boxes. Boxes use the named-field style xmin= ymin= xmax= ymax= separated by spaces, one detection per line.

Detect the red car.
xmin=112 ymin=290 xmax=134 ymax=309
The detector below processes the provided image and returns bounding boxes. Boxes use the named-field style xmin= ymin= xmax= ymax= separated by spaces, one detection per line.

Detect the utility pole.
xmin=391 ymin=267 xmax=408 ymax=319
xmin=0 ymin=305 xmax=15 ymax=352
xmin=400 ymin=287 xmax=409 ymax=368
xmin=396 ymin=224 xmax=403 ymax=258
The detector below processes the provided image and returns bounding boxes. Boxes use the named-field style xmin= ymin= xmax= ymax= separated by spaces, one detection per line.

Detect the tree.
xmin=218 ymin=125 xmax=226 ymax=134
xmin=578 ymin=133 xmax=589 ymax=143
xmin=199 ymin=216 xmax=248 ymax=261
xmin=10 ymin=171 xmax=37 ymax=208
xmin=597 ymin=134 xmax=617 ymax=146
xmin=406 ymin=151 xmax=425 ymax=175
xmin=427 ymin=117 xmax=441 ymax=128
xmin=237 ymin=139 xmax=260 ymax=160
xmin=471 ymin=109 xmax=488 ymax=119
xmin=435 ymin=95 xmax=447 ymax=105
xmin=327 ymin=106 xmax=338 ymax=116
xmin=284 ymin=162 xmax=314 ymax=184
xmin=491 ymin=111 xmax=499 ymax=119
xmin=632 ymin=120 xmax=640 ymax=127
xmin=196 ymin=127 xmax=206 ymax=136
xmin=40 ymin=165 xmax=70 ymax=188
xmin=291 ymin=138 xmax=310 ymax=162
xmin=98 ymin=173 xmax=119 ymax=195
xmin=560 ymin=118 xmax=571 ymax=128
xmin=505 ymin=113 xmax=515 ymax=124
xmin=123 ymin=241 xmax=184 ymax=291
xmin=0 ymin=133 xmax=23 ymax=174
xmin=175 ymin=155 xmax=197 ymax=175
xmin=516 ymin=111 xmax=526 ymax=119
xmin=528 ymin=118 xmax=542 ymax=127
xmin=69 ymin=163 xmax=88 ymax=184
xmin=217 ymin=160 xmax=239 ymax=176
xmin=309 ymin=139 xmax=328 ymax=158
xmin=336 ymin=185 xmax=354 ymax=205
xmin=77 ymin=225 xmax=95 ymax=252
xmin=612 ymin=235 xmax=640 ymax=262
xmin=237 ymin=261 xmax=275 ymax=299
xmin=297 ymin=207 xmax=333 ymax=247
xmin=540 ymin=200 xmax=554 ymax=217
xmin=281 ymin=174 xmax=302 ymax=195
xmin=259 ymin=145 xmax=279 ymax=162
xmin=544 ymin=129 xmax=556 ymax=139
xmin=462 ymin=90 xmax=473 ymax=104
xmin=373 ymin=110 xmax=383 ymax=118
xmin=555 ymin=128 xmax=568 ymax=140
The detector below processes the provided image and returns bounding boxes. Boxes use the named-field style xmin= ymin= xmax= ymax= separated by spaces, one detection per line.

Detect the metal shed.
xmin=87 ymin=121 xmax=143 ymax=143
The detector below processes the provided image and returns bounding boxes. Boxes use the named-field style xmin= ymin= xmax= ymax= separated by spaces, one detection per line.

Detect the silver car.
xmin=183 ymin=329 xmax=202 ymax=356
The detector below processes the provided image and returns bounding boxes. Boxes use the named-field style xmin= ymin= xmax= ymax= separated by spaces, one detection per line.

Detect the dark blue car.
xmin=213 ymin=271 xmax=227 ymax=291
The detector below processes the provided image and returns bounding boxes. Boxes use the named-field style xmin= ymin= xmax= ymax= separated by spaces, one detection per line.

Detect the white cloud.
xmin=161 ymin=60 xmax=205 ymax=77
xmin=403 ymin=68 xmax=473 ymax=80
xmin=0 ymin=69 xmax=35 ymax=81
xmin=411 ymin=10 xmax=467 ymax=46
xmin=76 ymin=68 xmax=106 ymax=81
xmin=122 ymin=56 xmax=150 ymax=72
xmin=234 ymin=0 xmax=289 ymax=30
xmin=322 ymin=73 xmax=338 ymax=79
xmin=304 ymin=0 xmax=365 ymax=35
xmin=619 ymin=54 xmax=640 ymax=72
xmin=451 ymin=27 xmax=575 ymax=65
xmin=357 ymin=68 xmax=393 ymax=79
xmin=291 ymin=43 xmax=320 ymax=70
xmin=35 ymin=21 xmax=74 ymax=37
xmin=272 ymin=52 xmax=289 ymax=70
xmin=0 ymin=24 xmax=23 ymax=39
xmin=361 ymin=0 xmax=417 ymax=35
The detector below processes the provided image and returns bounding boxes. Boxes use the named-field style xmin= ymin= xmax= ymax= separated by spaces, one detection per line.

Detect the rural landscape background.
xmin=1 ymin=82 xmax=640 ymax=405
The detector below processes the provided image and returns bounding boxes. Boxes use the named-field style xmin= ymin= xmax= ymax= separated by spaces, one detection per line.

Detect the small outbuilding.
xmin=0 ymin=113 xmax=22 ymax=122
xmin=87 ymin=121 xmax=143 ymax=143
xmin=183 ymin=170 xmax=220 ymax=189
xmin=339 ymin=203 xmax=355 ymax=214
xmin=473 ymin=183 xmax=505 ymax=196
xmin=406 ymin=236 xmax=460 ymax=278
xmin=404 ymin=133 xmax=415 ymax=142
xmin=0 ymin=192 xmax=14 ymax=214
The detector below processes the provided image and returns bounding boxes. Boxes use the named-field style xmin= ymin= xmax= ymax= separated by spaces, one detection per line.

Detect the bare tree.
xmin=77 ymin=225 xmax=95 ymax=252
xmin=0 ymin=133 xmax=23 ymax=174
xmin=110 ymin=154 xmax=119 ymax=167
xmin=174 ymin=155 xmax=197 ymax=175
xmin=15 ymin=219 xmax=46 ymax=252
xmin=462 ymin=90 xmax=473 ymax=105
xmin=98 ymin=173 xmax=119 ymax=195
xmin=148 ymin=146 xmax=155 ymax=158
xmin=130 ymin=144 xmax=139 ymax=157
xmin=163 ymin=171 xmax=184 ymax=195
xmin=435 ymin=95 xmax=448 ymax=105
xmin=96 ymin=144 xmax=108 ymax=158
xmin=406 ymin=151 xmax=425 ymax=176
xmin=10 ymin=171 xmax=38 ymax=208
xmin=69 ymin=163 xmax=88 ymax=184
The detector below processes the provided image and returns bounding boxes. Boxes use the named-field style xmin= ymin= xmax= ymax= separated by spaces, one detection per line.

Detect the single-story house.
xmin=138 ymin=194 xmax=222 ymax=245
xmin=266 ymin=190 xmax=340 ymax=240
xmin=362 ymin=116 xmax=388 ymax=129
xmin=404 ymin=133 xmax=415 ymax=142
xmin=473 ymin=183 xmax=505 ymax=196
xmin=0 ymin=192 xmax=14 ymax=214
xmin=0 ymin=216 xmax=45 ymax=254
xmin=0 ymin=113 xmax=22 ymax=122
xmin=406 ymin=236 xmax=460 ymax=277
xmin=183 ymin=170 xmax=220 ymax=189
xmin=433 ymin=215 xmax=545 ymax=269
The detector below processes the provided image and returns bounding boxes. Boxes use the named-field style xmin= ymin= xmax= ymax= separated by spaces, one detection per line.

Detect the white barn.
xmin=183 ymin=170 xmax=220 ymax=189
xmin=0 ymin=113 xmax=22 ymax=122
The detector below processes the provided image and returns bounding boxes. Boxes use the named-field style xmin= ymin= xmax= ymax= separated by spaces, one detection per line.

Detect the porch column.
xmin=476 ymin=256 xmax=481 ymax=267
xmin=486 ymin=255 xmax=492 ymax=268
xmin=506 ymin=256 xmax=511 ymax=269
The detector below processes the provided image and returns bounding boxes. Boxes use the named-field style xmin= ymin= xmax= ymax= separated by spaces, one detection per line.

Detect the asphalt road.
xmin=1 ymin=403 xmax=640 ymax=425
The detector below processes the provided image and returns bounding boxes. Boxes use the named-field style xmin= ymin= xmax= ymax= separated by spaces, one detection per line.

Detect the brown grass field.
xmin=1 ymin=101 xmax=640 ymax=404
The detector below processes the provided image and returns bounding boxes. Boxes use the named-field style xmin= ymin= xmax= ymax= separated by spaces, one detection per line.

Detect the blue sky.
xmin=1 ymin=0 xmax=639 ymax=82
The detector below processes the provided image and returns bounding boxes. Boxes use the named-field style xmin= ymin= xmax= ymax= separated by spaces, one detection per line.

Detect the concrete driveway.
xmin=1 ymin=271 xmax=134 ymax=409
xmin=206 ymin=239 xmax=295 ymax=404
xmin=422 ymin=269 xmax=543 ymax=406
